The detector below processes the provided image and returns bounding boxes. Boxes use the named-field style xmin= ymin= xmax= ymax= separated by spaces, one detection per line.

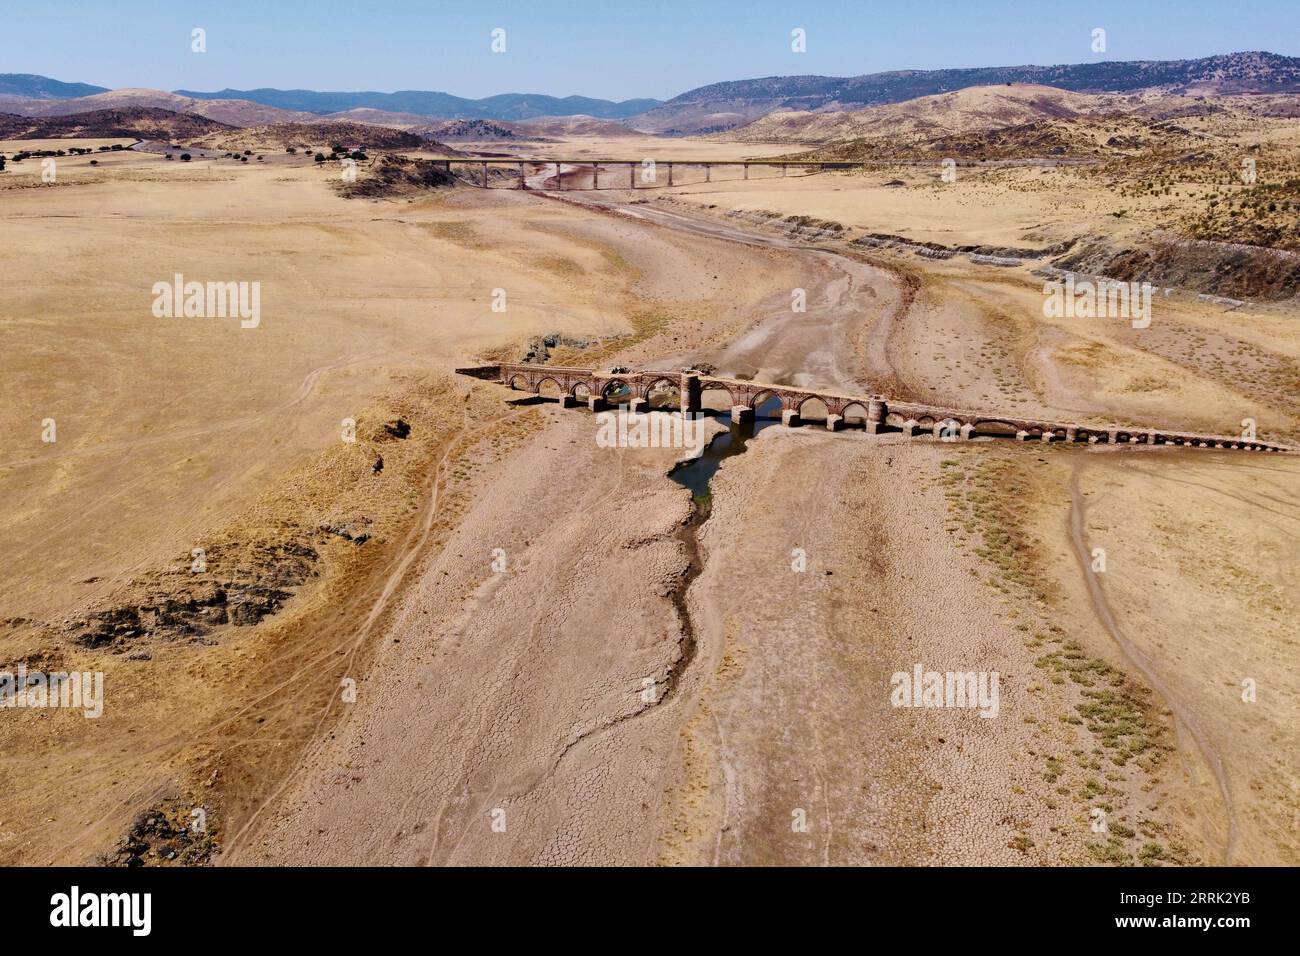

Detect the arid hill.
xmin=191 ymin=121 xmax=433 ymax=153
xmin=723 ymin=84 xmax=1105 ymax=144
xmin=0 ymin=107 xmax=233 ymax=140
xmin=421 ymin=118 xmax=523 ymax=140
xmin=339 ymin=154 xmax=457 ymax=197
xmin=512 ymin=115 xmax=641 ymax=138
xmin=311 ymin=108 xmax=436 ymax=129
xmin=0 ymin=88 xmax=315 ymax=127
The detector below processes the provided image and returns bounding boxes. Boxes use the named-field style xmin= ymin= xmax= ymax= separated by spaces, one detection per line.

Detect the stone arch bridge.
xmin=455 ymin=363 xmax=1292 ymax=452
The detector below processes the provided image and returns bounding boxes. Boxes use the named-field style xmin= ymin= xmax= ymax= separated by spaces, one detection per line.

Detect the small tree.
xmin=180 ymin=153 xmax=192 ymax=162
xmin=314 ymin=153 xmax=325 ymax=163
xmin=0 ymin=155 xmax=6 ymax=172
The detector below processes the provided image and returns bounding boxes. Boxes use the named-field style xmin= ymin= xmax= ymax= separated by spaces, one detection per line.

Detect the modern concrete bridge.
xmin=456 ymin=362 xmax=1292 ymax=452
xmin=441 ymin=158 xmax=860 ymax=190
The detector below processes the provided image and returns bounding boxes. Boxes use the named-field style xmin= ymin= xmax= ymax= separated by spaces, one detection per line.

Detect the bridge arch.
xmin=796 ymin=395 xmax=830 ymax=421
xmin=641 ymin=376 xmax=679 ymax=408
xmin=841 ymin=401 xmax=869 ymax=426
xmin=601 ymin=379 xmax=633 ymax=404
xmin=699 ymin=383 xmax=735 ymax=410
xmin=507 ymin=373 xmax=530 ymax=391
xmin=972 ymin=419 xmax=1018 ymax=436
xmin=535 ymin=377 xmax=563 ymax=398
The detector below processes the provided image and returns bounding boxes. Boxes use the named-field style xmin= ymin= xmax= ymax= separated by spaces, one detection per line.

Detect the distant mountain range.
xmin=0 ymin=73 xmax=109 ymax=99
xmin=3 ymin=51 xmax=1300 ymax=136
xmin=0 ymin=73 xmax=660 ymax=121
xmin=174 ymin=88 xmax=661 ymax=120
xmin=634 ymin=51 xmax=1300 ymax=133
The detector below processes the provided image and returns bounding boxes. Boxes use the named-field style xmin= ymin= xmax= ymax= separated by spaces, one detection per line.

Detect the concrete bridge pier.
xmin=960 ymin=423 xmax=975 ymax=440
xmin=1041 ymin=431 xmax=1054 ymax=444
xmin=1066 ymin=426 xmax=1077 ymax=442
xmin=782 ymin=408 xmax=801 ymax=427
xmin=556 ymin=394 xmax=578 ymax=408
xmin=1016 ymin=430 xmax=1030 ymax=441
xmin=592 ymin=164 xmax=599 ymax=189
xmin=667 ymin=164 xmax=674 ymax=187
xmin=705 ymin=164 xmax=711 ymax=183
xmin=903 ymin=420 xmax=919 ymax=437
xmin=629 ymin=163 xmax=635 ymax=188
xmin=555 ymin=162 xmax=563 ymax=190
xmin=588 ymin=395 xmax=608 ymax=412
xmin=743 ymin=163 xmax=749 ymax=180
xmin=626 ymin=398 xmax=647 ymax=414
xmin=731 ymin=406 xmax=753 ymax=424
xmin=826 ymin=414 xmax=843 ymax=431
xmin=518 ymin=163 xmax=526 ymax=189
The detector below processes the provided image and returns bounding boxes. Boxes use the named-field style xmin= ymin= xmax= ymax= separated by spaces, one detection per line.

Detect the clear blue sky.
xmin=2 ymin=0 xmax=1297 ymax=101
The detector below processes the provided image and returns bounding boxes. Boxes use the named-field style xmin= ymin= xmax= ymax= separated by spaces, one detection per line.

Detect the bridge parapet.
xmin=460 ymin=364 xmax=1292 ymax=453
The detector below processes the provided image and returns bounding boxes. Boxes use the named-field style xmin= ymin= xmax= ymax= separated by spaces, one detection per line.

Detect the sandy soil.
xmin=229 ymin=410 xmax=722 ymax=864
xmin=661 ymin=432 xmax=1223 ymax=866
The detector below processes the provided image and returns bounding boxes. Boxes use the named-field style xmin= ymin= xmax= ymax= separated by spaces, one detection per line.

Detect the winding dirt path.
xmin=1066 ymin=458 xmax=1237 ymax=863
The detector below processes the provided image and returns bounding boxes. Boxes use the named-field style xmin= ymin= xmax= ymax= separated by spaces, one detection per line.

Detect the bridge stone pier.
xmin=455 ymin=363 xmax=1292 ymax=453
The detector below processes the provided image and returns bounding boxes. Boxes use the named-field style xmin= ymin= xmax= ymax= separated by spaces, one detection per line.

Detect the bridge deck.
xmin=456 ymin=363 xmax=1292 ymax=453
xmin=448 ymin=158 xmax=858 ymax=167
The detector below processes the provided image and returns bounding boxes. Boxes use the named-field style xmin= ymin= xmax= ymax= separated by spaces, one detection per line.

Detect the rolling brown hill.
xmin=512 ymin=115 xmax=641 ymax=138
xmin=190 ymin=121 xmax=437 ymax=153
xmin=312 ymin=108 xmax=435 ymax=129
xmin=0 ymin=107 xmax=233 ymax=140
xmin=722 ymin=84 xmax=1106 ymax=144
xmin=0 ymin=88 xmax=314 ymax=127
xmin=418 ymin=118 xmax=527 ymax=141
